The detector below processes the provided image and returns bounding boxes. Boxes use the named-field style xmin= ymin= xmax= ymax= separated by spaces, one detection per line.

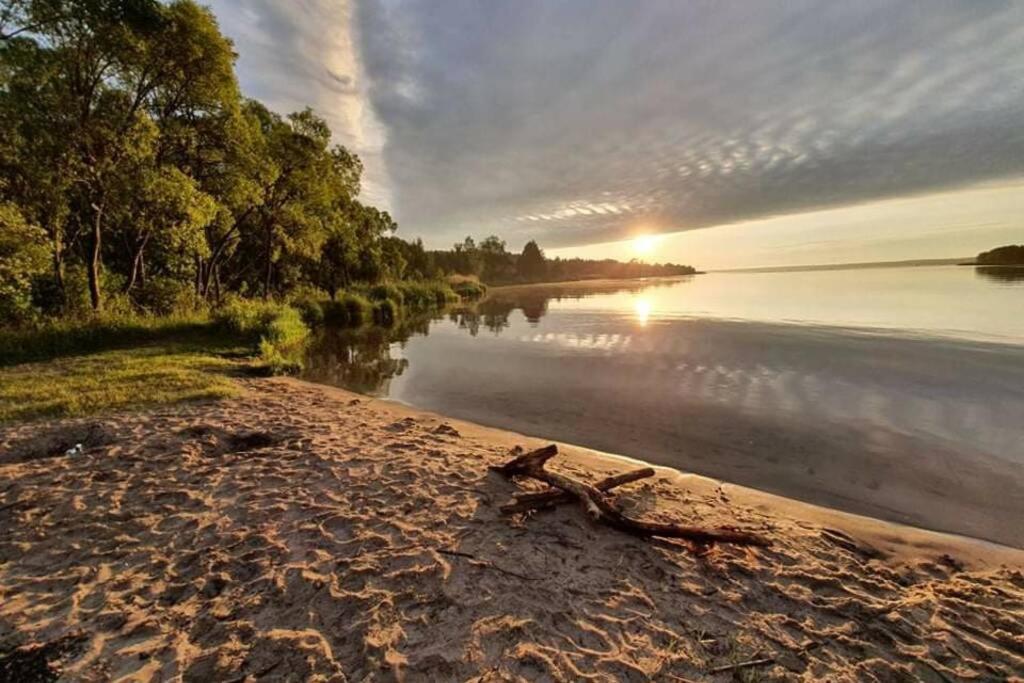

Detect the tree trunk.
xmin=263 ymin=229 xmax=273 ymax=300
xmin=87 ymin=203 xmax=103 ymax=311
xmin=51 ymin=247 xmax=66 ymax=306
xmin=124 ymin=236 xmax=149 ymax=293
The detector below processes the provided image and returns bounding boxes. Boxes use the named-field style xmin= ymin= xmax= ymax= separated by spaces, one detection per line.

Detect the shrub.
xmin=287 ymin=285 xmax=328 ymax=327
xmin=0 ymin=203 xmax=48 ymax=324
xmin=340 ymin=292 xmax=372 ymax=326
xmin=321 ymin=299 xmax=349 ymax=326
xmin=291 ymin=296 xmax=324 ymax=327
xmin=213 ymin=297 xmax=282 ymax=337
xmin=394 ymin=281 xmax=459 ymax=310
xmin=133 ymin=277 xmax=205 ymax=317
xmin=366 ymin=283 xmax=404 ymax=305
xmin=452 ymin=280 xmax=487 ymax=300
xmin=256 ymin=305 xmax=309 ymax=375
xmin=373 ymin=298 xmax=399 ymax=326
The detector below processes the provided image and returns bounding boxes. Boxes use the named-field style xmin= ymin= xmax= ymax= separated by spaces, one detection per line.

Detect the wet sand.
xmin=2 ymin=378 xmax=1023 ymax=680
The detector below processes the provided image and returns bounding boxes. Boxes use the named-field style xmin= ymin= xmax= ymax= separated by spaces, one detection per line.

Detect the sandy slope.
xmin=1 ymin=378 xmax=1023 ymax=681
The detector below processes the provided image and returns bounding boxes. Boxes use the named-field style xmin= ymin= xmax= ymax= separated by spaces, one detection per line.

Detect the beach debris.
xmin=499 ymin=466 xmax=656 ymax=514
xmin=491 ymin=444 xmax=770 ymax=549
xmin=432 ymin=423 xmax=461 ymax=437
xmin=436 ymin=548 xmax=538 ymax=581
xmin=707 ymin=656 xmax=774 ymax=674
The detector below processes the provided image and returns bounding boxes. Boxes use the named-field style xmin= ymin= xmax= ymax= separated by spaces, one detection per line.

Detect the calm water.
xmin=303 ymin=266 xmax=1024 ymax=545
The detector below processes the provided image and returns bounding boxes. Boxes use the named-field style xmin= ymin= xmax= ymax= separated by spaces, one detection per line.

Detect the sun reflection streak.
xmin=634 ymin=298 xmax=651 ymax=326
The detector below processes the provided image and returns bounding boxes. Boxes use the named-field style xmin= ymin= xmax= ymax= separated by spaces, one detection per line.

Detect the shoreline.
xmin=289 ymin=378 xmax=1023 ymax=566
xmin=486 ymin=274 xmax=698 ymax=293
xmin=2 ymin=377 xmax=1023 ymax=679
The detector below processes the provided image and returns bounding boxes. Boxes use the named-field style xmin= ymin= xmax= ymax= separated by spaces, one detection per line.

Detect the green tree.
xmin=0 ymin=202 xmax=48 ymax=321
xmin=518 ymin=240 xmax=547 ymax=281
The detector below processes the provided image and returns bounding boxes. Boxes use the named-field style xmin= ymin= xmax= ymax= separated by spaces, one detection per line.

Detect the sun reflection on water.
xmin=634 ymin=298 xmax=651 ymax=326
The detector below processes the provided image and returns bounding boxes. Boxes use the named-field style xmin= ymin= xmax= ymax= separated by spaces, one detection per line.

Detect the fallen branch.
xmin=492 ymin=445 xmax=769 ymax=548
xmin=437 ymin=548 xmax=539 ymax=581
xmin=501 ymin=466 xmax=656 ymax=514
xmin=707 ymin=656 xmax=774 ymax=674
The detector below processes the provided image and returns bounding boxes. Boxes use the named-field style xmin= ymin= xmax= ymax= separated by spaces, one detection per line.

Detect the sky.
xmin=205 ymin=0 xmax=1024 ymax=269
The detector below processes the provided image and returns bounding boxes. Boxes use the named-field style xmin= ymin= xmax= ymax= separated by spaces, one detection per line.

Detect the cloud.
xmin=205 ymin=0 xmax=391 ymax=207
xmin=209 ymin=1 xmax=1024 ymax=249
xmin=354 ymin=0 xmax=1024 ymax=247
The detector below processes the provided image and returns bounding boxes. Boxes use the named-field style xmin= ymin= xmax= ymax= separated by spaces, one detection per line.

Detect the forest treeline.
xmin=975 ymin=245 xmax=1024 ymax=266
xmin=0 ymin=0 xmax=695 ymax=325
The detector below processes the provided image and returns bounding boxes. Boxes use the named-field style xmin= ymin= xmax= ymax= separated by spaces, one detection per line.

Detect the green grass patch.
xmin=0 ymin=333 xmax=246 ymax=423
xmin=0 ymin=313 xmax=212 ymax=367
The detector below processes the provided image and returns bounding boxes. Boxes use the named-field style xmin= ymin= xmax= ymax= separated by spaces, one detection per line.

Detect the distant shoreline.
xmin=711 ymin=257 xmax=970 ymax=274
xmin=488 ymin=273 xmax=701 ymax=292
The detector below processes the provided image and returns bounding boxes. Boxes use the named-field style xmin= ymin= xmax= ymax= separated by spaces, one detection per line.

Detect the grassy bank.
xmin=0 ymin=330 xmax=245 ymax=422
xmin=0 ymin=280 xmax=472 ymax=423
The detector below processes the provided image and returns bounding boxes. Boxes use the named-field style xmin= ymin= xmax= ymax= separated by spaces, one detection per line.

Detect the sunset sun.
xmin=632 ymin=234 xmax=657 ymax=255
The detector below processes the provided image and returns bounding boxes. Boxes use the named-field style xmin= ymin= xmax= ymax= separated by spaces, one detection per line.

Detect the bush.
xmin=366 ymin=283 xmax=404 ymax=305
xmin=0 ymin=203 xmax=48 ymax=324
xmin=395 ymin=281 xmax=458 ymax=310
xmin=321 ymin=299 xmax=349 ymax=326
xmin=373 ymin=298 xmax=399 ymax=326
xmin=213 ymin=297 xmax=283 ymax=337
xmin=133 ymin=277 xmax=205 ymax=317
xmin=340 ymin=292 xmax=372 ymax=326
xmin=291 ymin=295 xmax=324 ymax=327
xmin=452 ymin=280 xmax=487 ymax=300
xmin=256 ymin=305 xmax=309 ymax=375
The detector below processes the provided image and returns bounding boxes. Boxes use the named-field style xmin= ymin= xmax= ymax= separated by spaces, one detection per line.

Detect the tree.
xmin=518 ymin=240 xmax=547 ymax=281
xmin=0 ymin=202 xmax=48 ymax=321
xmin=0 ymin=0 xmax=240 ymax=310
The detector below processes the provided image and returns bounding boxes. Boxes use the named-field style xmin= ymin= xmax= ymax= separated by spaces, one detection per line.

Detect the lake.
xmin=302 ymin=265 xmax=1024 ymax=546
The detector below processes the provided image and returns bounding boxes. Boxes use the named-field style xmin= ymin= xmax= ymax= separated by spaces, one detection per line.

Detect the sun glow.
xmin=632 ymin=234 xmax=657 ymax=255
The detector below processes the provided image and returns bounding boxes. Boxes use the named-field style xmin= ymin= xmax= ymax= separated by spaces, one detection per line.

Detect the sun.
xmin=632 ymin=234 xmax=657 ymax=255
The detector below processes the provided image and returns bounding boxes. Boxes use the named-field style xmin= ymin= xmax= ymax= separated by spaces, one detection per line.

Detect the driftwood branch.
xmin=492 ymin=445 xmax=769 ymax=549
xmin=500 ymin=467 xmax=656 ymax=514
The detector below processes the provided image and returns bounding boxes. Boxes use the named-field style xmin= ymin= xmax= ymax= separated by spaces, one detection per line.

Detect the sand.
xmin=1 ymin=377 xmax=1023 ymax=681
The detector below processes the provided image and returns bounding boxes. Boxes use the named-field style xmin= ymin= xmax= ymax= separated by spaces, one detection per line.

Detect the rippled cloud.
xmin=356 ymin=0 xmax=1024 ymax=247
xmin=210 ymin=1 xmax=1024 ymax=248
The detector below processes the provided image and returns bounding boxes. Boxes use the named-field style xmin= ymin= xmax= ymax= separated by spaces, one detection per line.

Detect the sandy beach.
xmin=2 ymin=378 xmax=1023 ymax=681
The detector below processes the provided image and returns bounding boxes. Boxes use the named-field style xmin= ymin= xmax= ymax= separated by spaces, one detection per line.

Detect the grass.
xmin=0 ymin=332 xmax=247 ymax=423
xmin=0 ymin=313 xmax=212 ymax=367
xmin=0 ymin=280 xmax=469 ymax=424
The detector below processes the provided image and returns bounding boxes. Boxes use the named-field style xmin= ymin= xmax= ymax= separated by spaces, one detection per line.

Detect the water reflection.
xmin=299 ymin=268 xmax=1024 ymax=543
xmin=304 ymin=278 xmax=685 ymax=393
xmin=976 ymin=266 xmax=1024 ymax=284
xmin=634 ymin=298 xmax=651 ymax=326
xmin=302 ymin=314 xmax=434 ymax=397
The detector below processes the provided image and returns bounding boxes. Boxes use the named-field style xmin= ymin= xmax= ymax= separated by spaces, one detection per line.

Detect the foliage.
xmin=0 ymin=202 xmax=48 ymax=322
xmin=340 ymin=292 xmax=373 ymax=326
xmin=372 ymin=298 xmax=399 ymax=326
xmin=976 ymin=245 xmax=1024 ymax=266
xmin=451 ymin=279 xmax=488 ymax=300
xmin=256 ymin=305 xmax=308 ymax=374
xmin=366 ymin=282 xmax=403 ymax=305
xmin=427 ymin=234 xmax=697 ymax=285
xmin=396 ymin=281 xmax=458 ymax=308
